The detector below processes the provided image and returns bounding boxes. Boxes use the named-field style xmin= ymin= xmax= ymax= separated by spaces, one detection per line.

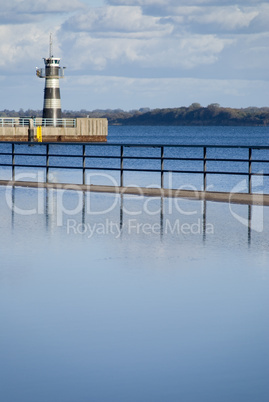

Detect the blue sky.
xmin=0 ymin=0 xmax=268 ymax=111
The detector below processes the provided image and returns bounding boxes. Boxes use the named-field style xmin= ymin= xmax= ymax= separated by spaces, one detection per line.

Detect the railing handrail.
xmin=33 ymin=118 xmax=76 ymax=127
xmin=0 ymin=142 xmax=269 ymax=195
xmin=0 ymin=118 xmax=76 ymax=128
xmin=0 ymin=140 xmax=268 ymax=149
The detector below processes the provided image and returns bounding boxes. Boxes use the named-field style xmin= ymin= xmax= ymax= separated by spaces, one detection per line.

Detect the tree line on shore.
xmin=1 ymin=104 xmax=268 ymax=126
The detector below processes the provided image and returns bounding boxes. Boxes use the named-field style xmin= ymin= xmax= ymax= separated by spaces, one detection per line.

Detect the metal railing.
xmin=33 ymin=118 xmax=76 ymax=127
xmin=0 ymin=118 xmax=30 ymax=127
xmin=36 ymin=67 xmax=65 ymax=78
xmin=0 ymin=142 xmax=269 ymax=194
xmin=0 ymin=117 xmax=76 ymax=128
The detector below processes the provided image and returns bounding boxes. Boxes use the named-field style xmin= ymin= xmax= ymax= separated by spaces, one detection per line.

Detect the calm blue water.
xmin=0 ymin=126 xmax=269 ymax=193
xmin=108 ymin=125 xmax=269 ymax=146
xmin=0 ymin=127 xmax=269 ymax=402
xmin=0 ymin=186 xmax=269 ymax=402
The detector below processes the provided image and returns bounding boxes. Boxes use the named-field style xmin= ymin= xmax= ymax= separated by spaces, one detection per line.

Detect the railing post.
xmin=83 ymin=144 xmax=86 ymax=185
xmin=248 ymin=204 xmax=252 ymax=246
xmin=203 ymin=146 xmax=207 ymax=191
xmin=248 ymin=148 xmax=252 ymax=194
xmin=161 ymin=146 xmax=164 ymax=188
xmin=12 ymin=143 xmax=15 ymax=181
xmin=46 ymin=144 xmax=49 ymax=183
xmin=203 ymin=200 xmax=207 ymax=243
xmin=120 ymin=145 xmax=124 ymax=187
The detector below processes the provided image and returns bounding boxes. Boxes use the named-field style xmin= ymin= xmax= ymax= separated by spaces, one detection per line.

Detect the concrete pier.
xmin=0 ymin=117 xmax=108 ymax=142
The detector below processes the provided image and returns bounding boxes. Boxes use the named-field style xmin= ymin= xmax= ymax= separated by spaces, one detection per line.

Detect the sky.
xmin=0 ymin=0 xmax=268 ymax=111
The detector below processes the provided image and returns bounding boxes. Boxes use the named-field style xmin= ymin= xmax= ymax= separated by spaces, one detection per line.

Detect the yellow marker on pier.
xmin=37 ymin=126 xmax=42 ymax=142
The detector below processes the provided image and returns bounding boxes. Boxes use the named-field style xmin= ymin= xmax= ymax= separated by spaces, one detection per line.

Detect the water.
xmin=107 ymin=126 xmax=269 ymax=192
xmin=107 ymin=125 xmax=269 ymax=146
xmin=0 ymin=127 xmax=269 ymax=401
xmin=0 ymin=126 xmax=269 ymax=192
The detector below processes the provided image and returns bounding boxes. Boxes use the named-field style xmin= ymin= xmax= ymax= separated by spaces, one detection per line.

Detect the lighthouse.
xmin=36 ymin=34 xmax=65 ymax=126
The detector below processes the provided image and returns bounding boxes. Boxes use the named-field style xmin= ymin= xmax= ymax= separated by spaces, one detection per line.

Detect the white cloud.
xmin=249 ymin=3 xmax=269 ymax=33
xmin=2 ymin=72 xmax=268 ymax=111
xmin=0 ymin=0 xmax=267 ymax=109
xmin=61 ymin=3 xmax=236 ymax=72
xmin=62 ymin=74 xmax=269 ymax=110
xmin=107 ymin=0 xmax=265 ymax=6
xmin=106 ymin=0 xmax=268 ymax=34
xmin=0 ymin=0 xmax=83 ymax=13
xmin=0 ymin=0 xmax=84 ymax=24
xmin=63 ymin=6 xmax=172 ymax=36
xmin=188 ymin=6 xmax=259 ymax=31
xmin=60 ymin=28 xmax=231 ymax=72
xmin=108 ymin=0 xmax=169 ymax=5
xmin=0 ymin=24 xmax=67 ymax=73
xmin=0 ymin=25 xmax=42 ymax=68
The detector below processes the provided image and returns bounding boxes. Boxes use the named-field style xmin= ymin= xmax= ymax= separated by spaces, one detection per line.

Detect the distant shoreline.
xmin=104 ymin=105 xmax=269 ymax=127
xmin=1 ymin=104 xmax=268 ymax=127
xmin=109 ymin=122 xmax=268 ymax=127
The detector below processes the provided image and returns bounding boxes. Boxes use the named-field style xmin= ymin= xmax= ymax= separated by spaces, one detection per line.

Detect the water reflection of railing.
xmin=0 ymin=142 xmax=269 ymax=194
xmin=8 ymin=187 xmax=255 ymax=246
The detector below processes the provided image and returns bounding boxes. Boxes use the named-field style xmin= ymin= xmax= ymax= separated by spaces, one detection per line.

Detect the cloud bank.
xmin=0 ymin=0 xmax=268 ymax=110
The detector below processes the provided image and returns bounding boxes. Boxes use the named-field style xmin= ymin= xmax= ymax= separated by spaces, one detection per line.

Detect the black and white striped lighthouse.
xmin=36 ymin=34 xmax=65 ymax=126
